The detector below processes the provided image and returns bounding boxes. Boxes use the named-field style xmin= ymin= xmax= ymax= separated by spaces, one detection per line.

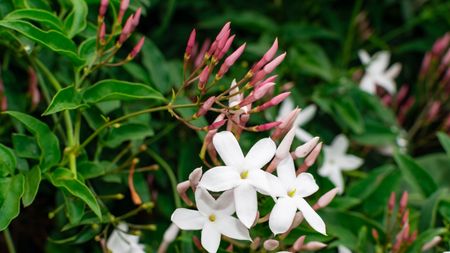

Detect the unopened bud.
xmin=371 ymin=228 xmax=379 ymax=240
xmin=250 ymin=237 xmax=261 ymax=250
xmin=188 ymin=167 xmax=203 ymax=191
xmin=252 ymin=38 xmax=278 ymax=72
xmin=432 ymin=33 xmax=450 ymax=56
xmin=419 ymin=52 xmax=432 ymax=79
xmin=132 ymin=8 xmax=141 ymax=29
xmin=252 ymin=121 xmax=281 ymax=132
xmin=427 ymin=101 xmax=441 ymax=122
xmin=118 ymin=0 xmax=129 ymax=22
xmin=263 ymin=52 xmax=286 ymax=73
xmin=99 ymin=22 xmax=106 ymax=44
xmin=294 ymin=137 xmax=320 ymax=158
xmin=99 ymin=0 xmax=109 ymax=19
xmin=253 ymin=92 xmax=290 ymax=112
xmin=198 ymin=66 xmax=210 ymax=90
xmin=177 ymin=181 xmax=193 ymax=206
xmin=128 ymin=37 xmax=145 ymax=59
xmin=396 ymin=85 xmax=409 ymax=104
xmin=402 ymin=209 xmax=409 ymax=225
xmin=217 ymin=43 xmax=246 ymax=78
xmin=275 ymin=127 xmax=296 ymax=159
xmin=388 ymin=191 xmax=396 ymax=212
xmin=185 ymin=29 xmax=196 ymax=59
xmin=399 ymin=191 xmax=408 ymax=214
xmin=293 ymin=235 xmax=306 ymax=251
xmin=304 ymin=142 xmax=322 ymax=167
xmin=163 ymin=223 xmax=179 ymax=243
xmin=195 ymin=96 xmax=216 ymax=118
xmin=118 ymin=15 xmax=134 ymax=44
xmin=217 ymin=34 xmax=235 ymax=60
xmin=263 ymin=239 xmax=279 ymax=251
xmin=254 ymin=82 xmax=275 ymax=100
xmin=302 ymin=241 xmax=327 ymax=251
xmin=207 ymin=119 xmax=227 ymax=131
xmin=421 ymin=236 xmax=442 ymax=251
xmin=315 ymin=187 xmax=339 ymax=209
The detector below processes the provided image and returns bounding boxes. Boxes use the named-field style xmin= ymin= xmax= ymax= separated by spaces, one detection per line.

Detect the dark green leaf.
xmin=437 ymin=132 xmax=450 ymax=158
xmin=394 ymin=152 xmax=438 ymax=197
xmin=347 ymin=165 xmax=396 ymax=200
xmin=48 ymin=167 xmax=102 ymax=219
xmin=104 ymin=123 xmax=154 ymax=148
xmin=43 ymin=85 xmax=84 ymax=115
xmin=63 ymin=190 xmax=85 ymax=224
xmin=64 ymin=0 xmax=88 ymax=38
xmin=22 ymin=166 xmax=41 ymax=207
xmin=142 ymin=39 xmax=171 ymax=93
xmin=82 ymin=79 xmax=165 ymax=104
xmin=12 ymin=134 xmax=40 ymax=159
xmin=419 ymin=189 xmax=447 ymax=231
xmin=5 ymin=111 xmax=61 ymax=171
xmin=0 ymin=143 xmax=16 ymax=177
xmin=332 ymin=98 xmax=365 ymax=134
xmin=4 ymin=8 xmax=64 ymax=32
xmin=0 ymin=174 xmax=25 ymax=231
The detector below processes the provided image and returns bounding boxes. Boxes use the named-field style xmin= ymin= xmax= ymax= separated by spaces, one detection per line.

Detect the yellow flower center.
xmin=209 ymin=214 xmax=216 ymax=222
xmin=288 ymin=188 xmax=297 ymax=197
xmin=240 ymin=170 xmax=249 ymax=179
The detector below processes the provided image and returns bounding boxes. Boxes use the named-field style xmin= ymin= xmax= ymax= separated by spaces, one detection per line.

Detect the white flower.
xmin=358 ymin=50 xmax=402 ymax=95
xmin=268 ymin=156 xmax=326 ymax=235
xmin=171 ymin=188 xmax=251 ymax=253
xmin=277 ymin=97 xmax=317 ymax=142
xmin=106 ymin=223 xmax=145 ymax=253
xmin=318 ymin=135 xmax=363 ymax=194
xmin=338 ymin=245 xmax=352 ymax=253
xmin=199 ymin=131 xmax=276 ymax=228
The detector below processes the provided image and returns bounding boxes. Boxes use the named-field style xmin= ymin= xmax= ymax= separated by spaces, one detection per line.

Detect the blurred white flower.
xmin=171 ymin=188 xmax=251 ymax=253
xmin=199 ymin=131 xmax=276 ymax=228
xmin=358 ymin=50 xmax=402 ymax=95
xmin=268 ymin=156 xmax=326 ymax=235
xmin=106 ymin=223 xmax=145 ymax=253
xmin=318 ymin=134 xmax=363 ymax=194
xmin=338 ymin=245 xmax=352 ymax=253
xmin=277 ymin=97 xmax=317 ymax=142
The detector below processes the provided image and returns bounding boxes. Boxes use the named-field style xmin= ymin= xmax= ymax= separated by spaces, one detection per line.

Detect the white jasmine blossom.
xmin=338 ymin=245 xmax=352 ymax=253
xmin=106 ymin=223 xmax=145 ymax=253
xmin=277 ymin=97 xmax=317 ymax=142
xmin=318 ymin=134 xmax=363 ymax=194
xmin=268 ymin=156 xmax=326 ymax=235
xmin=358 ymin=50 xmax=402 ymax=95
xmin=199 ymin=131 xmax=276 ymax=228
xmin=171 ymin=188 xmax=251 ymax=253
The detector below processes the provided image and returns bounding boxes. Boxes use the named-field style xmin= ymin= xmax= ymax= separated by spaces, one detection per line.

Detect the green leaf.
xmin=0 ymin=174 xmax=25 ymax=231
xmin=406 ymin=228 xmax=446 ymax=253
xmin=78 ymin=37 xmax=96 ymax=67
xmin=142 ymin=39 xmax=171 ymax=93
xmin=419 ymin=189 xmax=447 ymax=231
xmin=104 ymin=123 xmax=154 ymax=148
xmin=43 ymin=85 xmax=84 ymax=115
xmin=64 ymin=0 xmax=88 ymax=38
xmin=82 ymin=79 xmax=165 ymax=104
xmin=0 ymin=20 xmax=83 ymax=65
xmin=63 ymin=190 xmax=85 ymax=224
xmin=437 ymin=132 xmax=450 ymax=158
xmin=394 ymin=152 xmax=438 ymax=197
xmin=0 ymin=143 xmax=16 ymax=177
xmin=4 ymin=9 xmax=64 ymax=32
xmin=12 ymin=134 xmax=40 ymax=159
xmin=5 ymin=111 xmax=61 ymax=171
xmin=49 ymin=168 xmax=102 ymax=219
xmin=332 ymin=98 xmax=364 ymax=134
xmin=347 ymin=165 xmax=396 ymax=200
xmin=22 ymin=166 xmax=41 ymax=207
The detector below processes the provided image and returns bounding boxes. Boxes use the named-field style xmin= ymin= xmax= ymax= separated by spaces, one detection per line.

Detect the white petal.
xmin=276 ymin=156 xmax=296 ymax=187
xmin=317 ymin=161 xmax=338 ymax=177
xmin=171 ymin=208 xmax=205 ymax=230
xmin=269 ymin=197 xmax=297 ymax=235
xmin=295 ymin=104 xmax=317 ymax=126
xmin=201 ymin=222 xmax=221 ymax=253
xmin=229 ymin=79 xmax=241 ymax=108
xmin=234 ymin=184 xmax=258 ymax=228
xmin=275 ymin=127 xmax=296 ymax=159
xmin=248 ymin=169 xmax=272 ymax=194
xmin=199 ymin=166 xmax=241 ymax=192
xmin=296 ymin=197 xmax=326 ymax=235
xmin=295 ymin=127 xmax=314 ymax=143
xmin=331 ymin=134 xmax=349 ymax=154
xmin=385 ymin=63 xmax=401 ymax=80
xmin=277 ymin=97 xmax=295 ymax=121
xmin=195 ymin=187 xmax=216 ymax=216
xmin=327 ymin=168 xmax=345 ymax=194
xmin=369 ymin=51 xmax=390 ymax=73
xmin=338 ymin=245 xmax=353 ymax=253
xmin=107 ymin=229 xmax=129 ymax=253
xmin=375 ymin=74 xmax=396 ymax=95
xmin=127 ymin=243 xmax=145 ymax=253
xmin=215 ymin=190 xmax=236 ymax=216
xmin=213 ymin=131 xmax=244 ymax=167
xmin=264 ymin=172 xmax=286 ymax=197
xmin=336 ymin=154 xmax=363 ymax=171
xmin=295 ymin=173 xmax=319 ymax=197
xmin=359 ymin=75 xmax=376 ymax=94
xmin=243 ymin=137 xmax=276 ymax=170
xmin=358 ymin=49 xmax=371 ymax=65
xmin=216 ymin=216 xmax=251 ymax=241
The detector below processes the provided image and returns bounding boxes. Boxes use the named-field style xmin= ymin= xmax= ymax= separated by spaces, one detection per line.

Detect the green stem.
xmin=3 ymin=228 xmax=16 ymax=253
xmin=63 ymin=111 xmax=77 ymax=178
xmin=146 ymin=148 xmax=181 ymax=208
xmin=33 ymin=58 xmax=62 ymax=91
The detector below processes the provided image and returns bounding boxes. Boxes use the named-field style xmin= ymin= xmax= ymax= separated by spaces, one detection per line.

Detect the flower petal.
xmin=213 ymin=131 xmax=244 ymax=167
xmin=375 ymin=74 xmax=396 ymax=95
xmin=276 ymin=156 xmax=296 ymax=187
xmin=243 ymin=137 xmax=276 ymax=170
xmin=358 ymin=49 xmax=371 ymax=65
xmin=201 ymin=222 xmax=221 ymax=253
xmin=216 ymin=216 xmax=251 ymax=241
xmin=199 ymin=166 xmax=241 ymax=192
xmin=277 ymin=97 xmax=295 ymax=121
xmin=215 ymin=190 xmax=235 ymax=216
xmin=248 ymin=169 xmax=271 ymax=194
xmin=330 ymin=134 xmax=349 ymax=154
xmin=171 ymin=208 xmax=205 ymax=230
xmin=369 ymin=51 xmax=390 ymax=73
xmin=295 ymin=127 xmax=314 ymax=143
xmin=295 ymin=104 xmax=317 ymax=126
xmin=296 ymin=197 xmax=326 ymax=235
xmin=359 ymin=75 xmax=376 ymax=94
xmin=269 ymin=197 xmax=297 ymax=235
xmin=336 ymin=154 xmax=363 ymax=171
xmin=195 ymin=187 xmax=216 ymax=216
xmin=295 ymin=173 xmax=319 ymax=198
xmin=262 ymin=172 xmax=286 ymax=197
xmin=234 ymin=183 xmax=258 ymax=228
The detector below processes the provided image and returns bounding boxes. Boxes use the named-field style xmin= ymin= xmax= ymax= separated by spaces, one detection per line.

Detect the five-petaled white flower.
xmin=318 ymin=134 xmax=363 ymax=194
xmin=171 ymin=188 xmax=251 ymax=253
xmin=106 ymin=223 xmax=145 ymax=253
xmin=277 ymin=97 xmax=317 ymax=142
xmin=358 ymin=50 xmax=402 ymax=95
xmin=268 ymin=156 xmax=326 ymax=235
xmin=199 ymin=131 xmax=276 ymax=228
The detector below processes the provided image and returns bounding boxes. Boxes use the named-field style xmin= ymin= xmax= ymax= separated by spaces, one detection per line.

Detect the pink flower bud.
xmin=372 ymin=229 xmax=379 ymax=240
xmin=304 ymin=142 xmax=322 ymax=167
xmin=293 ymin=235 xmax=306 ymax=251
xmin=263 ymin=52 xmax=286 ymax=73
xmin=249 ymin=69 xmax=267 ymax=86
xmin=216 ymin=22 xmax=231 ymax=41
xmin=432 ymin=32 xmax=450 ymax=56
xmin=118 ymin=0 xmax=129 ymax=22
xmin=381 ymin=94 xmax=392 ymax=106
xmin=440 ymin=48 xmax=450 ymax=72
xmin=254 ymin=82 xmax=275 ymax=100
xmin=427 ymin=101 xmax=441 ymax=121
xmin=128 ymin=37 xmax=145 ymax=59
xmin=195 ymin=39 xmax=211 ymax=67
xmin=198 ymin=66 xmax=210 ymax=90
xmin=294 ymin=136 xmax=320 ymax=158
xmin=99 ymin=0 xmax=109 ymax=18
xmin=215 ymin=29 xmax=230 ymax=56
xmin=162 ymin=223 xmax=179 ymax=243
xmin=402 ymin=209 xmax=409 ymax=225
xmin=250 ymin=237 xmax=261 ymax=250
xmin=188 ymin=167 xmax=202 ymax=191
xmin=132 ymin=8 xmax=141 ymax=29
xmin=301 ymin=241 xmax=327 ymax=251
xmin=118 ymin=15 xmax=134 ymax=44
xmin=388 ymin=191 xmax=396 ymax=212
xmin=195 ymin=96 xmax=216 ymax=118
xmin=263 ymin=239 xmax=279 ymax=251
xmin=419 ymin=52 xmax=432 ymax=79
xmin=399 ymin=191 xmax=408 ymax=214
xmin=396 ymin=85 xmax=409 ymax=104
xmin=207 ymin=41 xmax=218 ymax=57
xmin=217 ymin=43 xmax=246 ymax=78
xmin=208 ymin=119 xmax=227 ymax=131
xmin=252 ymin=121 xmax=281 ymax=132
xmin=99 ymin=22 xmax=106 ymax=44
xmin=217 ymin=34 xmax=235 ymax=59
xmin=315 ymin=187 xmax=339 ymax=209
xmin=254 ymin=92 xmax=290 ymax=112
xmin=275 ymin=127 xmax=296 ymax=159
xmin=185 ymin=29 xmax=196 ymax=59
xmin=421 ymin=236 xmax=442 ymax=251
xmin=177 ymin=181 xmax=193 ymax=206
xmin=252 ymin=38 xmax=278 ymax=72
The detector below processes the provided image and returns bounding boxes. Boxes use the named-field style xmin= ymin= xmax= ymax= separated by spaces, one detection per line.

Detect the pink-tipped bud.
xmin=208 ymin=119 xmax=227 ymax=131
xmin=372 ymin=229 xmax=379 ymax=241
xmin=421 ymin=236 xmax=442 ymax=251
xmin=162 ymin=223 xmax=179 ymax=243
xmin=177 ymin=181 xmax=193 ymax=206
xmin=99 ymin=22 xmax=106 ymax=44
xmin=402 ymin=209 xmax=409 ymax=225
xmin=432 ymin=33 xmax=450 ymax=56
xmin=252 ymin=121 xmax=281 ymax=132
xmin=301 ymin=241 xmax=327 ymax=251
xmin=294 ymin=137 xmax=320 ymax=158
xmin=409 ymin=230 xmax=417 ymax=242
xmin=215 ymin=29 xmax=230 ymax=55
xmin=132 ymin=8 xmax=141 ymax=29
xmin=254 ymin=82 xmax=275 ymax=100
xmin=252 ymin=38 xmax=278 ymax=72
xmin=263 ymin=239 xmax=279 ymax=251
xmin=396 ymin=85 xmax=409 ymax=104
xmin=188 ymin=167 xmax=202 ymax=191
xmin=185 ymin=29 xmax=196 ymax=59
xmin=250 ymin=237 xmax=261 ymax=250
xmin=293 ymin=235 xmax=306 ymax=251
xmin=419 ymin=52 xmax=432 ymax=79
xmin=217 ymin=34 xmax=235 ymax=59
xmin=217 ymin=43 xmax=246 ymax=78
xmin=128 ymin=37 xmax=145 ymax=59
xmin=399 ymin=191 xmax=408 ymax=214
xmin=99 ymin=0 xmax=109 ymax=18
xmin=195 ymin=96 xmax=215 ymax=118
xmin=304 ymin=142 xmax=322 ymax=167
xmin=216 ymin=22 xmax=231 ymax=41
xmin=195 ymin=39 xmax=211 ymax=67
xmin=315 ymin=187 xmax=339 ymax=209
xmin=118 ymin=15 xmax=134 ymax=44
xmin=427 ymin=101 xmax=441 ymax=121
xmin=198 ymin=66 xmax=210 ymax=90
xmin=254 ymin=92 xmax=290 ymax=112
xmin=118 ymin=0 xmax=129 ymax=22
xmin=263 ymin=52 xmax=286 ymax=73
xmin=388 ymin=191 xmax=396 ymax=212
xmin=275 ymin=127 xmax=296 ymax=159
xmin=440 ymin=48 xmax=450 ymax=72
